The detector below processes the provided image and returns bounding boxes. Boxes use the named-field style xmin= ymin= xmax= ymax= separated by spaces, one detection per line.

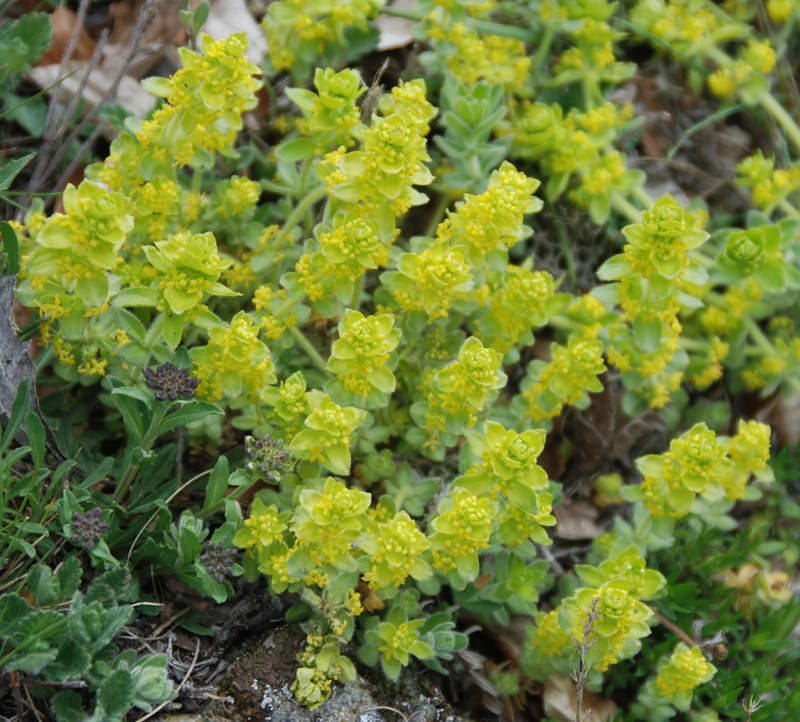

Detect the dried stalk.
xmin=44 ymin=0 xmax=158 ymax=187
xmin=572 ymin=596 xmax=601 ymax=722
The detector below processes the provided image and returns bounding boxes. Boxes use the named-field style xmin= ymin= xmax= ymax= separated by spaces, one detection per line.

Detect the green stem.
xmin=759 ymin=92 xmax=800 ymax=155
xmin=743 ymin=315 xmax=776 ymax=356
xmin=275 ymin=296 xmax=299 ymax=318
xmin=550 ymin=206 xmax=578 ymax=286
xmin=631 ymin=186 xmax=654 ymax=211
xmin=113 ymin=404 xmax=169 ymax=503
xmin=705 ymin=44 xmax=800 ymax=154
xmin=289 ymin=326 xmax=330 ymax=375
xmin=272 ymin=185 xmax=328 ymax=249
xmin=779 ymin=199 xmax=799 ymax=217
xmin=350 ymin=274 xmax=364 ymax=311
xmin=531 ymin=23 xmax=555 ymax=71
xmin=548 ymin=315 xmax=590 ymax=334
xmin=425 ymin=191 xmax=452 ymax=237
xmin=379 ymin=5 xmax=537 ymax=42
xmin=610 ymin=192 xmax=643 ymax=224
xmin=130 ymin=313 xmax=165 ymax=383
xmin=261 ymin=179 xmax=295 ymax=195
xmin=679 ymin=336 xmax=712 ymax=353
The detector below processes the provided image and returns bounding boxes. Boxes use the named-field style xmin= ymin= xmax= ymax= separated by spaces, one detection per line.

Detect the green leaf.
xmin=50 ymin=690 xmax=85 ymax=722
xmin=596 ymin=254 xmax=631 ymax=281
xmin=156 ymin=401 xmax=223 ymax=436
xmin=0 ymin=592 xmax=30 ymax=637
xmin=275 ymin=137 xmax=316 ymax=162
xmin=24 ymin=409 xmax=45 ymax=467
xmin=42 ymin=640 xmax=91 ymax=680
xmin=141 ymin=76 xmax=171 ymax=98
xmin=753 ymin=257 xmax=786 ymax=292
xmin=202 ymin=455 xmax=229 ymax=513
xmin=97 ymin=668 xmax=135 ymax=718
xmin=286 ymin=546 xmax=315 ymax=578
xmin=163 ymin=312 xmax=183 ymax=350
xmin=192 ymin=0 xmax=210 ymax=36
xmin=0 ymin=153 xmax=35 ymax=193
xmin=111 ymin=286 xmax=160 ymax=307
xmin=1 ymin=221 xmax=20 ymax=275
xmin=110 ymin=392 xmax=145 ymax=445
xmin=632 ymin=316 xmax=663 ymax=353
xmin=2 ymin=377 xmax=31 ymax=451
xmin=111 ymin=386 xmax=154 ymax=406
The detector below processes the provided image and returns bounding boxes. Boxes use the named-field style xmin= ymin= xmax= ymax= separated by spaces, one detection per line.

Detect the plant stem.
xmin=350 ymin=274 xmax=364 ymax=311
xmin=289 ymin=326 xmax=330 ymax=374
xmin=425 ymin=191 xmax=452 ymax=238
xmin=131 ymin=312 xmax=165 ymax=383
xmin=261 ymin=179 xmax=294 ymax=195
xmin=272 ymin=185 xmax=328 ymax=249
xmin=531 ymin=23 xmax=555 ymax=71
xmin=704 ymin=45 xmax=800 ymax=154
xmin=759 ymin=91 xmax=800 ymax=155
xmin=743 ymin=315 xmax=775 ymax=356
xmin=551 ymin=207 xmax=578 ymax=286
xmin=113 ymin=403 xmax=168 ymax=503
xmin=610 ymin=192 xmax=643 ymax=224
xmin=631 ymin=185 xmax=654 ymax=211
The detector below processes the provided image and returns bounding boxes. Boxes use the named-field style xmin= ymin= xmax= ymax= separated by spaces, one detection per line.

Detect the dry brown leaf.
xmin=543 ymin=674 xmax=618 ymax=722
xmin=376 ymin=0 xmax=416 ymax=51
xmin=553 ymin=498 xmax=604 ymax=540
xmin=103 ymin=0 xmax=187 ymax=79
xmin=28 ymin=61 xmax=157 ymax=129
xmin=37 ymin=6 xmax=96 ymax=66
xmin=206 ymin=0 xmax=268 ymax=66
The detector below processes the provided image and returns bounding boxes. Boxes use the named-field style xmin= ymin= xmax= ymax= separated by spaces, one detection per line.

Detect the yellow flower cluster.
xmin=654 ymin=644 xmax=716 ymax=703
xmin=263 ymin=0 xmax=383 ymax=72
xmin=190 ymin=311 xmax=277 ymax=405
xmin=424 ymin=14 xmax=530 ymax=91
xmin=737 ymin=151 xmax=800 ymax=213
xmin=322 ymin=79 xmax=436 ymax=219
xmin=708 ymin=39 xmax=776 ymax=100
xmin=436 ymin=162 xmax=543 ymax=266
xmin=519 ymin=337 xmax=606 ymax=425
xmin=631 ymin=0 xmax=721 ymax=56
xmin=478 ymin=266 xmax=554 ymax=354
xmin=98 ymin=33 xmax=262 ymax=191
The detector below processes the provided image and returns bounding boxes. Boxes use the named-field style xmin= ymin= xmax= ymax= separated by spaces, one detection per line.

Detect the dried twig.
xmin=25 ymin=0 xmax=92 ymax=195
xmin=651 ymin=608 xmax=697 ymax=648
xmin=44 ymin=0 xmax=158 ymax=187
xmin=54 ymin=28 xmax=111 ymax=140
xmin=571 ymin=596 xmax=601 ymax=722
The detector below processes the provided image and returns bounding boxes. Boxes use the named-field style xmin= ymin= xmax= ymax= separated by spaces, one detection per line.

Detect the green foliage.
xmin=0 ymin=566 xmax=174 ymax=722
xmin=5 ymin=0 xmax=800 ymax=718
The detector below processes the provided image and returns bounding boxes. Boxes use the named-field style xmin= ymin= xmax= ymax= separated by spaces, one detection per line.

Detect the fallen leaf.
xmin=543 ymin=674 xmax=618 ymax=722
xmin=37 ymin=6 xmax=96 ymax=66
xmin=553 ymin=498 xmax=604 ymax=540
xmin=375 ymin=0 xmax=416 ymax=51
xmin=28 ymin=61 xmax=157 ymax=130
xmin=103 ymin=0 xmax=187 ymax=79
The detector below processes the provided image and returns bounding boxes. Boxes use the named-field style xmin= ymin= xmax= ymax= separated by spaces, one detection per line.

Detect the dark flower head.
xmin=244 ymin=435 xmax=290 ymax=481
xmin=143 ymin=362 xmax=200 ymax=401
xmin=200 ymin=542 xmax=239 ymax=583
xmin=71 ymin=507 xmax=109 ymax=550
